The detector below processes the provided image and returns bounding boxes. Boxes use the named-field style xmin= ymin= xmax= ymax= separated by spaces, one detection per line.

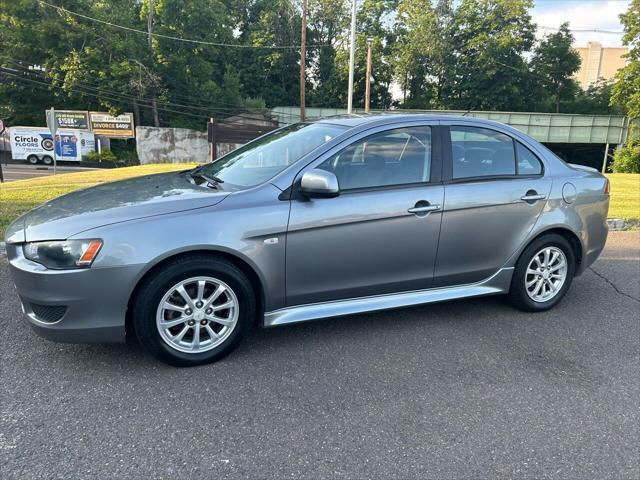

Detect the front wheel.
xmin=508 ymin=234 xmax=576 ymax=312
xmin=27 ymin=155 xmax=39 ymax=164
xmin=41 ymin=156 xmax=53 ymax=165
xmin=132 ymin=255 xmax=255 ymax=367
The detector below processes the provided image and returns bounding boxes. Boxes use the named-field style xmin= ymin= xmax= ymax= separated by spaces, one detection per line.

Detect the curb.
xmin=0 ymin=242 xmax=5 ymax=258
xmin=607 ymin=218 xmax=627 ymax=231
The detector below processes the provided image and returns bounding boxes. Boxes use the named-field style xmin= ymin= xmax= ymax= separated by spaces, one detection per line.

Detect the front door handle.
xmin=520 ymin=190 xmax=546 ymax=202
xmin=408 ymin=201 xmax=441 ymax=216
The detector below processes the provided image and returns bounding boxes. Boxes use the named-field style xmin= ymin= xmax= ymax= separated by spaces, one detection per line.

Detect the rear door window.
xmin=516 ymin=142 xmax=543 ymax=175
xmin=450 ymin=126 xmax=516 ymax=179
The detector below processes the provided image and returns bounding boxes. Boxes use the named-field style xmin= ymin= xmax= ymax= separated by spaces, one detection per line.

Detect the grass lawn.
xmin=606 ymin=173 xmax=640 ymax=222
xmin=1 ymin=167 xmax=638 ymax=239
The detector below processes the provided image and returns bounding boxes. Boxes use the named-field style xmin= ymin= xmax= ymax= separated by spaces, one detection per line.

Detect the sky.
xmin=531 ymin=0 xmax=630 ymax=47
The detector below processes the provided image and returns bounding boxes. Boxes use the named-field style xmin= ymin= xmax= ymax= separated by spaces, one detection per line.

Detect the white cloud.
xmin=531 ymin=0 xmax=629 ymax=47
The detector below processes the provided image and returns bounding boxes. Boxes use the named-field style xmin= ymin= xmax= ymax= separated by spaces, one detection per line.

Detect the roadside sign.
xmin=0 ymin=119 xmax=5 ymax=134
xmin=53 ymin=110 xmax=90 ymax=130
xmin=89 ymin=112 xmax=135 ymax=138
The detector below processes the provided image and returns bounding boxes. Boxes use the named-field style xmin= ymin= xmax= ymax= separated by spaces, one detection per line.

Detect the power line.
xmin=37 ymin=0 xmax=331 ymax=50
xmin=534 ymin=0 xmax=628 ymax=2
xmin=538 ymin=25 xmax=624 ymax=34
xmin=1 ymin=69 xmax=237 ymax=121
xmin=5 ymin=57 xmax=294 ymax=114
xmin=2 ymin=61 xmax=300 ymax=121
xmin=1 ymin=68 xmax=293 ymax=126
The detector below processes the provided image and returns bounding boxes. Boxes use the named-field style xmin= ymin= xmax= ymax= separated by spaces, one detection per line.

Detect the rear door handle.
xmin=520 ymin=191 xmax=546 ymax=202
xmin=408 ymin=205 xmax=440 ymax=213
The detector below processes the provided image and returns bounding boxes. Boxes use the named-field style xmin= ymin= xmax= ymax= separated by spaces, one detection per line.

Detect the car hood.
xmin=17 ymin=171 xmax=229 ymax=242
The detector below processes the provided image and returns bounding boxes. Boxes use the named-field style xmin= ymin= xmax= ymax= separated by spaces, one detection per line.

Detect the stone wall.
xmin=135 ymin=127 xmax=243 ymax=164
xmin=136 ymin=126 xmax=209 ymax=164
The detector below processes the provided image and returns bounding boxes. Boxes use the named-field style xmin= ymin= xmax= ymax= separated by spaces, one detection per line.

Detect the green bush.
xmin=85 ymin=151 xmax=100 ymax=162
xmin=84 ymin=150 xmax=118 ymax=163
xmin=99 ymin=149 xmax=117 ymax=162
xmin=611 ymin=141 xmax=640 ymax=173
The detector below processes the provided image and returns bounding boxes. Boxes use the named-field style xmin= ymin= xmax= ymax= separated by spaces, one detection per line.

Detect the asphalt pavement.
xmin=0 ymin=232 xmax=638 ymax=479
xmin=0 ymin=163 xmax=95 ymax=182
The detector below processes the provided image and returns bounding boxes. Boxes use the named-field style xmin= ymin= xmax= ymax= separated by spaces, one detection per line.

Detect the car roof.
xmin=314 ymin=113 xmax=498 ymax=128
xmin=313 ymin=113 xmax=532 ymax=141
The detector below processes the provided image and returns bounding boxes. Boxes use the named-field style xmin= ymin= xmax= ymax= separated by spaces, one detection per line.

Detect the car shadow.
xmin=26 ymin=295 xmax=514 ymax=372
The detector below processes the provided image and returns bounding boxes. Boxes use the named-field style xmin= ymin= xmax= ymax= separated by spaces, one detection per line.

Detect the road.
xmin=0 ymin=163 xmax=95 ymax=182
xmin=0 ymin=232 xmax=638 ymax=479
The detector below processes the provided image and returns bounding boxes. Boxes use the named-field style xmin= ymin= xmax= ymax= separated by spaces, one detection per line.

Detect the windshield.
xmin=197 ymin=123 xmax=347 ymax=188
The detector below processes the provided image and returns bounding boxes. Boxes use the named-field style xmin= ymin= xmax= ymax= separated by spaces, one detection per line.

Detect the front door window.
xmin=318 ymin=126 xmax=432 ymax=190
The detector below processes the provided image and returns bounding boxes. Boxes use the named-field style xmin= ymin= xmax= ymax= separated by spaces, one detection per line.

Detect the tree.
xmin=0 ymin=0 xmax=101 ymax=125
xmin=324 ymin=0 xmax=397 ymax=110
xmin=530 ymin=23 xmax=581 ymax=113
xmin=392 ymin=0 xmax=438 ymax=107
xmin=232 ymin=0 xmax=301 ymax=108
xmin=1 ymin=0 xmax=262 ymax=128
xmin=444 ymin=0 xmax=536 ymax=111
xmin=611 ymin=0 xmax=640 ymax=119
xmin=565 ymin=79 xmax=621 ymax=115
xmin=306 ymin=0 xmax=350 ymax=107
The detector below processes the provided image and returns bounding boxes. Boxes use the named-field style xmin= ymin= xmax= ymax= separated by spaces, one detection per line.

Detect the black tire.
xmin=132 ymin=255 xmax=255 ymax=367
xmin=42 ymin=156 xmax=53 ymax=165
xmin=508 ymin=233 xmax=576 ymax=312
xmin=27 ymin=155 xmax=39 ymax=164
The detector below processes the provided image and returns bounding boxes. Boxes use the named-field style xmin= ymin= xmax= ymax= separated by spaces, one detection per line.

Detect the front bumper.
xmin=6 ymin=243 xmax=143 ymax=343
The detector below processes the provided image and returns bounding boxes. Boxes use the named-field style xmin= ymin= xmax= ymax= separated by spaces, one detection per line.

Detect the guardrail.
xmin=271 ymin=107 xmax=637 ymax=145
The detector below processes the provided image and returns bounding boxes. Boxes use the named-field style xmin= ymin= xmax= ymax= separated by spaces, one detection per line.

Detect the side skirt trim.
xmin=263 ymin=268 xmax=514 ymax=327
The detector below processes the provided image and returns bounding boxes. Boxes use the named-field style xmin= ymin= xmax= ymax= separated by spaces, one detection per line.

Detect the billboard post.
xmin=45 ymin=107 xmax=57 ymax=175
xmin=0 ymin=119 xmax=5 ymax=182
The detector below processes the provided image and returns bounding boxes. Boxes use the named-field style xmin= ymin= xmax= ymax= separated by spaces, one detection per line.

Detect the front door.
xmin=285 ymin=124 xmax=444 ymax=306
xmin=434 ymin=124 xmax=552 ymax=287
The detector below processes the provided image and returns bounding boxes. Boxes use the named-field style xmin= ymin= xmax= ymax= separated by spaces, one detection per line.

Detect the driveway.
xmin=0 ymin=232 xmax=638 ymax=479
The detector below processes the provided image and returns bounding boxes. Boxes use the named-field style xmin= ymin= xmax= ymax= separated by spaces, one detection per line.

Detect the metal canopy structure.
xmin=271 ymin=106 xmax=636 ymax=145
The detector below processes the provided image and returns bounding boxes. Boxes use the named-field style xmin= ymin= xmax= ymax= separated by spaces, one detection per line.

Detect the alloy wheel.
xmin=156 ymin=276 xmax=239 ymax=354
xmin=524 ymin=246 xmax=568 ymax=303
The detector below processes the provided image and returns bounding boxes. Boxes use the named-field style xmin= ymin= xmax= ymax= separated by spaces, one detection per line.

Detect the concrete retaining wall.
xmin=136 ymin=127 xmax=243 ymax=164
xmin=136 ymin=127 xmax=209 ymax=164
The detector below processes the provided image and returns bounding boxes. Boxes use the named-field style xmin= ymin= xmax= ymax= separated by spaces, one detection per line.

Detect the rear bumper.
xmin=6 ymin=243 xmax=142 ymax=343
xmin=577 ymin=195 xmax=610 ymax=275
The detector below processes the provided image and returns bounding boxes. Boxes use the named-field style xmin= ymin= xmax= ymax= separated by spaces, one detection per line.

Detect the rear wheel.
xmin=41 ymin=155 xmax=53 ymax=165
xmin=508 ymin=234 xmax=576 ymax=312
xmin=27 ymin=155 xmax=39 ymax=164
xmin=133 ymin=255 xmax=255 ymax=367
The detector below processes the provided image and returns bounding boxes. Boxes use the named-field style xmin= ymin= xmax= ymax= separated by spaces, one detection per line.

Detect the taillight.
xmin=604 ymin=178 xmax=610 ymax=194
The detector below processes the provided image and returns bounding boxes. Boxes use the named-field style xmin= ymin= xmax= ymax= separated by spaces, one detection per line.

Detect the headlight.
xmin=23 ymin=239 xmax=103 ymax=269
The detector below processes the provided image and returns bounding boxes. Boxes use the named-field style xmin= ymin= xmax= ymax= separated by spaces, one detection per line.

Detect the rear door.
xmin=285 ymin=122 xmax=444 ymax=306
xmin=434 ymin=124 xmax=551 ymax=287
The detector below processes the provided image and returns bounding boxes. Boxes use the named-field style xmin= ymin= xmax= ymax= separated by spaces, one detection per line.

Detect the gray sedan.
xmin=4 ymin=115 xmax=610 ymax=366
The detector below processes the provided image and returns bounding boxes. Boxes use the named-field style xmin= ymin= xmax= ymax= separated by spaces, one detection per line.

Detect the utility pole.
xmin=300 ymin=0 xmax=307 ymax=122
xmin=347 ymin=0 xmax=357 ymax=114
xmin=364 ymin=37 xmax=373 ymax=113
xmin=147 ymin=0 xmax=160 ymax=127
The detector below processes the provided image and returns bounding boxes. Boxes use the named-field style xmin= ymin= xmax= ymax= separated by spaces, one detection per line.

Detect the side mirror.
xmin=299 ymin=169 xmax=340 ymax=198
